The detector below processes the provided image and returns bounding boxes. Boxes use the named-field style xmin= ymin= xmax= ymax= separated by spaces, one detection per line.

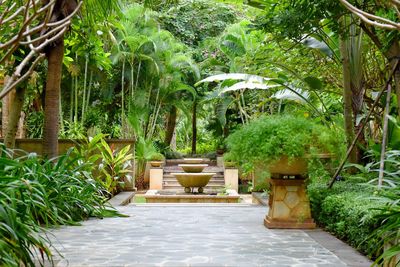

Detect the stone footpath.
xmin=46 ymin=205 xmax=371 ymax=267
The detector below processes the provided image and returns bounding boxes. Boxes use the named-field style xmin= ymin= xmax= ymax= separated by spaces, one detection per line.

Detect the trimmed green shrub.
xmin=308 ymin=181 xmax=381 ymax=257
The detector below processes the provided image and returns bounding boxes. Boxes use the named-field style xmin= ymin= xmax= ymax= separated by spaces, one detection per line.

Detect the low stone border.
xmin=252 ymin=192 xmax=269 ymax=206
xmin=305 ymin=229 xmax=373 ymax=267
xmin=144 ymin=189 xmax=240 ymax=203
xmin=108 ymin=191 xmax=136 ymax=207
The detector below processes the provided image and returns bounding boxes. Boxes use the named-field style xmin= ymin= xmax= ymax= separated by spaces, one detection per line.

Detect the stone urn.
xmin=267 ymin=156 xmax=307 ymax=178
xmin=149 ymin=161 xmax=163 ymax=168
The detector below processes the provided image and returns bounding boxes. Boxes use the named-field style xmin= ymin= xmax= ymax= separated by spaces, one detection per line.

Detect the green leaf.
xmin=220 ymin=34 xmax=246 ymax=59
xmin=304 ymin=76 xmax=323 ymax=90
xmin=195 ymin=73 xmax=271 ymax=87
xmin=301 ymin=37 xmax=333 ymax=57
xmin=216 ymin=96 xmax=234 ymax=127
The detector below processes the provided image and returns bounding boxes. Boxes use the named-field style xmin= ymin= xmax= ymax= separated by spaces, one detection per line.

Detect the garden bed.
xmin=307 ymin=180 xmax=381 ymax=258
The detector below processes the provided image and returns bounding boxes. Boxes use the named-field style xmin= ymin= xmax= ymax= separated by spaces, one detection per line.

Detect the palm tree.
xmin=42 ymin=0 xmax=120 ymax=158
xmin=109 ymin=5 xmax=162 ymax=139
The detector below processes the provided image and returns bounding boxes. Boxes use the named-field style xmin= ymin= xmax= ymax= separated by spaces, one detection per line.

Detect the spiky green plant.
xmin=0 ymin=144 xmax=118 ymax=266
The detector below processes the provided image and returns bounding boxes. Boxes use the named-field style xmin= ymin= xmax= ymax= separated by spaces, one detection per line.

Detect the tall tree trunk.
xmin=164 ymin=106 xmax=177 ymax=146
xmin=191 ymin=101 xmax=197 ymax=155
xmin=16 ymin=112 xmax=25 ymax=138
xmin=1 ymin=76 xmax=11 ymax=138
xmin=349 ymin=20 xmax=364 ymax=163
xmin=382 ymin=42 xmax=400 ymax=117
xmin=121 ymin=58 xmax=125 ymax=118
xmin=361 ymin=24 xmax=400 ymax=115
xmin=2 ymin=94 xmax=10 ymax=138
xmin=4 ymin=87 xmax=25 ymax=148
xmin=43 ymin=40 xmax=64 ymax=158
xmin=340 ymin=30 xmax=357 ymax=164
xmin=171 ymin=130 xmax=177 ymax=151
xmin=380 ymin=42 xmax=400 ymax=117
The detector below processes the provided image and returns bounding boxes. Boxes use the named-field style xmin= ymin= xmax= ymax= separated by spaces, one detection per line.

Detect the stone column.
xmin=224 ymin=168 xmax=238 ymax=192
xmin=217 ymin=156 xmax=224 ymax=167
xmin=149 ymin=168 xmax=163 ymax=190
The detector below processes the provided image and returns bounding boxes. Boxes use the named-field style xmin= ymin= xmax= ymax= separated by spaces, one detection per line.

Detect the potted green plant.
xmin=223 ymin=153 xmax=237 ymax=168
xmin=149 ymin=153 xmax=165 ymax=167
xmin=225 ymin=114 xmax=343 ymax=176
xmin=226 ymin=114 xmax=344 ymax=229
xmin=216 ymin=138 xmax=225 ymax=156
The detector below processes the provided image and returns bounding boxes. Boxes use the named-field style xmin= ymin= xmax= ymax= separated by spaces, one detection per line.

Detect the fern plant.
xmin=225 ymin=114 xmax=343 ymax=169
xmin=0 ymin=144 xmax=118 ymax=266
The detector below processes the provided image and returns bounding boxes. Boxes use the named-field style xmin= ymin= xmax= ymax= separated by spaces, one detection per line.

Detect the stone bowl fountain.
xmin=183 ymin=158 xmax=204 ymax=164
xmin=171 ymin=172 xmax=216 ymax=193
xmin=178 ymin=164 xmax=208 ymax=173
xmin=145 ymin=157 xmax=240 ymax=203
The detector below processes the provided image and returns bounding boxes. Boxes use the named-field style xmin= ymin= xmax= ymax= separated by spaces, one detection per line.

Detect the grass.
xmin=133 ymin=195 xmax=146 ymax=203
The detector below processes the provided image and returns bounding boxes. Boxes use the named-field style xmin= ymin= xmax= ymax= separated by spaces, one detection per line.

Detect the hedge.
xmin=307 ymin=181 xmax=382 ymax=257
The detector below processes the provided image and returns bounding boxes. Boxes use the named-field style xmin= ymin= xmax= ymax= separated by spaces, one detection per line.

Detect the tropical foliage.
xmin=71 ymin=134 xmax=134 ymax=196
xmin=1 ymin=0 xmax=400 ymax=264
xmin=225 ymin=114 xmax=344 ymax=170
xmin=0 ymin=145 xmax=118 ymax=266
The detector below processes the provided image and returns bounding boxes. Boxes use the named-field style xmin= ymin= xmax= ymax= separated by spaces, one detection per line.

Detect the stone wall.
xmin=1 ymin=138 xmax=136 ymax=190
xmin=2 ymin=138 xmax=134 ymax=155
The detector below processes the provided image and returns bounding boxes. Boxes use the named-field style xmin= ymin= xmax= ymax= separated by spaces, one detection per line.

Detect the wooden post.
xmin=378 ymin=85 xmax=392 ymax=189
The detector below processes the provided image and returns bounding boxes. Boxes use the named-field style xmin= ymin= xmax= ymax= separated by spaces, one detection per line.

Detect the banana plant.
xmin=196 ymin=72 xmax=322 ymax=118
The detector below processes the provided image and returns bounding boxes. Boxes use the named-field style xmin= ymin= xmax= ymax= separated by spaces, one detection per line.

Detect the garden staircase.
xmin=162 ymin=159 xmax=225 ymax=190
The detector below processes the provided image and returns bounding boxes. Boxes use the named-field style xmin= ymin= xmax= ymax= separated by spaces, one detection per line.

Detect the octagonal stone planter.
xmin=267 ymin=156 xmax=308 ymax=177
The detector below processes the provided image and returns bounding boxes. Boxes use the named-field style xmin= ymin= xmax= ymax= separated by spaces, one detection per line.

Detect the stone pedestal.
xmin=149 ymin=168 xmax=163 ymax=190
xmin=217 ymin=156 xmax=224 ymax=167
xmin=264 ymin=179 xmax=315 ymax=229
xmin=224 ymin=168 xmax=238 ymax=192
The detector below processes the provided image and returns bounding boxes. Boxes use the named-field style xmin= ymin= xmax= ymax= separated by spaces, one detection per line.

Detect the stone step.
xmin=163 ymin=180 xmax=224 ymax=187
xmin=164 ymin=174 xmax=224 ymax=178
xmin=163 ymin=174 xmax=224 ymax=178
xmin=163 ymin=169 xmax=224 ymax=173
xmin=163 ymin=172 xmax=224 ymax=177
xmin=163 ymin=168 xmax=224 ymax=173
xmin=165 ymin=159 xmax=217 ymax=166
xmin=163 ymin=167 xmax=224 ymax=173
xmin=163 ymin=185 xmax=225 ymax=190
xmin=163 ymin=176 xmax=225 ymax=181
xmin=163 ymin=179 xmax=224 ymax=184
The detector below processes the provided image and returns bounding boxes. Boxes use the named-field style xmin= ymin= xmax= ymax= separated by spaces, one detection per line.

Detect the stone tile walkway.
xmin=47 ymin=204 xmax=371 ymax=267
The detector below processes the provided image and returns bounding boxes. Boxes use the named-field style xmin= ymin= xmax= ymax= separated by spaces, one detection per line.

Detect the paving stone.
xmin=42 ymin=205 xmax=371 ymax=267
